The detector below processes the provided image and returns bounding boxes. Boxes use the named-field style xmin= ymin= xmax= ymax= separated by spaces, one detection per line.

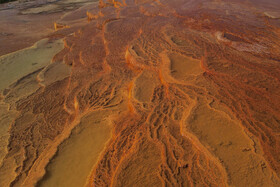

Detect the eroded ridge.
xmin=0 ymin=0 xmax=280 ymax=186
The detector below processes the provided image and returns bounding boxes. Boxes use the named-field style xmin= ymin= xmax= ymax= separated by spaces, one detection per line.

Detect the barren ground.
xmin=0 ymin=0 xmax=280 ymax=186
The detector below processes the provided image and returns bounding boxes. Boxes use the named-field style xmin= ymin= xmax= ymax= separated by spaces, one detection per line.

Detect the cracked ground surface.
xmin=0 ymin=0 xmax=280 ymax=186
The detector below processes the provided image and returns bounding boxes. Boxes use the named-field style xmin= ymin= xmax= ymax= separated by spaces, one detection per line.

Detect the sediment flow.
xmin=0 ymin=0 xmax=280 ymax=186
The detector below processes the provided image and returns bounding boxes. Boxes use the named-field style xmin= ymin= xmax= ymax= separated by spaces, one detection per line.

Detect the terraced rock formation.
xmin=0 ymin=0 xmax=280 ymax=186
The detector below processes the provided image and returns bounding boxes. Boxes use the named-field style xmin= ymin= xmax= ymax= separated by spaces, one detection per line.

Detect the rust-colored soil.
xmin=0 ymin=0 xmax=280 ymax=186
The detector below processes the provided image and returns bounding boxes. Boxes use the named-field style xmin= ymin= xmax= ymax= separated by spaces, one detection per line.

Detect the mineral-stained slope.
xmin=0 ymin=0 xmax=280 ymax=186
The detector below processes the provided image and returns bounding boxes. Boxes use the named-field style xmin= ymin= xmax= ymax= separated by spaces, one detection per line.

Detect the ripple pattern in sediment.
xmin=1 ymin=0 xmax=280 ymax=186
